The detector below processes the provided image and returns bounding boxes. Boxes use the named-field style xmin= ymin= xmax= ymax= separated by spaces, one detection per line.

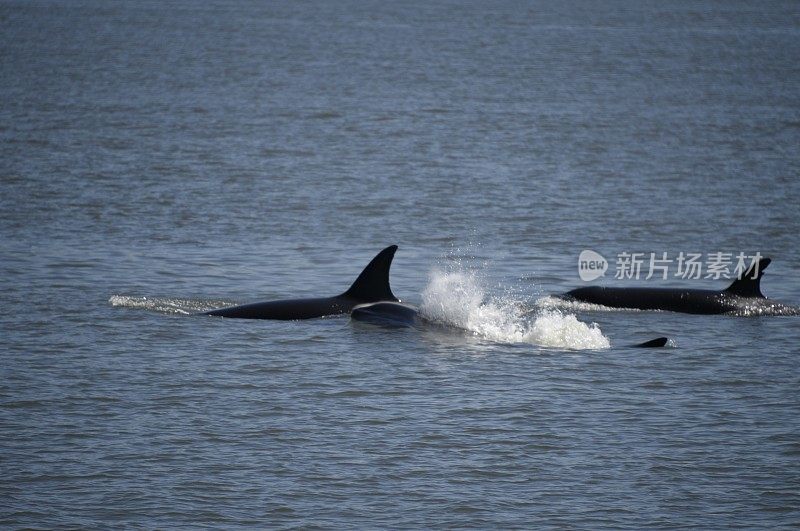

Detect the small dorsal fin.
xmin=341 ymin=245 xmax=398 ymax=302
xmin=725 ymin=257 xmax=771 ymax=298
xmin=632 ymin=337 xmax=670 ymax=348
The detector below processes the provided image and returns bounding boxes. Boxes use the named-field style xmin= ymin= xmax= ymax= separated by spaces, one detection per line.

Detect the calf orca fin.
xmin=724 ymin=257 xmax=771 ymax=298
xmin=341 ymin=245 xmax=398 ymax=302
xmin=632 ymin=337 xmax=670 ymax=348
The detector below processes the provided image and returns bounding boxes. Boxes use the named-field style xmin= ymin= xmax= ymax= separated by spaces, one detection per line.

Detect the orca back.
xmin=205 ymin=245 xmax=400 ymax=320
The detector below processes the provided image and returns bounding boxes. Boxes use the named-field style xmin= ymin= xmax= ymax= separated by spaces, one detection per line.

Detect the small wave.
xmin=109 ymin=295 xmax=231 ymax=315
xmin=729 ymin=301 xmax=800 ymax=317
xmin=535 ymin=295 xmax=646 ymax=313
xmin=539 ymin=295 xmax=800 ymax=317
xmin=419 ymin=270 xmax=610 ymax=350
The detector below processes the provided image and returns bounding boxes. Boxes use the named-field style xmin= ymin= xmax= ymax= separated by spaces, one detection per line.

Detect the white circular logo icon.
xmin=578 ymin=250 xmax=607 ymax=281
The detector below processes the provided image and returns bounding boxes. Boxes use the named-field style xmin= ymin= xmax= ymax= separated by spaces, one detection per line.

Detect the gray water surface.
xmin=2 ymin=1 xmax=800 ymax=528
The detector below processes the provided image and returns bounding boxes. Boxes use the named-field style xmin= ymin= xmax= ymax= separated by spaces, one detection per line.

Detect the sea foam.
xmin=108 ymin=295 xmax=228 ymax=315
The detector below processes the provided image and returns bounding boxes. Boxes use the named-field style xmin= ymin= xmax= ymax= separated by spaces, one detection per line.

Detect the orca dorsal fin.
xmin=724 ymin=257 xmax=771 ymax=298
xmin=632 ymin=337 xmax=670 ymax=348
xmin=341 ymin=245 xmax=398 ymax=302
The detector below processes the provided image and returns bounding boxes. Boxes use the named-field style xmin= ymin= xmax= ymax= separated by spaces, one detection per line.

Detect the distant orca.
xmin=563 ymin=257 xmax=799 ymax=315
xmin=632 ymin=337 xmax=670 ymax=348
xmin=351 ymin=301 xmax=671 ymax=347
xmin=205 ymin=245 xmax=398 ymax=319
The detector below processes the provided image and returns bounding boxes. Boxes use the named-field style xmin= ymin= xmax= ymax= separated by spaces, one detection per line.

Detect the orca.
xmin=351 ymin=301 xmax=672 ymax=347
xmin=632 ymin=337 xmax=670 ymax=348
xmin=563 ymin=257 xmax=799 ymax=315
xmin=205 ymin=245 xmax=398 ymax=319
xmin=351 ymin=301 xmax=420 ymax=328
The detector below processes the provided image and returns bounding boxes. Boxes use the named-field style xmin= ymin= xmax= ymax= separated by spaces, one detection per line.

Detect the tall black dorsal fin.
xmin=725 ymin=257 xmax=771 ymax=298
xmin=341 ymin=245 xmax=398 ymax=302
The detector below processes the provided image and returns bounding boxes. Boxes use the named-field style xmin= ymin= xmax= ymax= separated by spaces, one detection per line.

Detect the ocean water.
xmin=2 ymin=0 xmax=800 ymax=528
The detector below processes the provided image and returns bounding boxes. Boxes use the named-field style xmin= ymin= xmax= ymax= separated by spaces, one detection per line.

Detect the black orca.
xmin=631 ymin=337 xmax=670 ymax=348
xmin=205 ymin=245 xmax=398 ymax=319
xmin=351 ymin=301 xmax=420 ymax=327
xmin=351 ymin=301 xmax=672 ymax=347
xmin=563 ymin=257 xmax=799 ymax=315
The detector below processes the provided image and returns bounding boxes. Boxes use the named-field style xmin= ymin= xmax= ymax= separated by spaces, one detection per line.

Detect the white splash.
xmin=535 ymin=295 xmax=646 ymax=313
xmin=108 ymin=295 xmax=228 ymax=315
xmin=419 ymin=270 xmax=610 ymax=350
